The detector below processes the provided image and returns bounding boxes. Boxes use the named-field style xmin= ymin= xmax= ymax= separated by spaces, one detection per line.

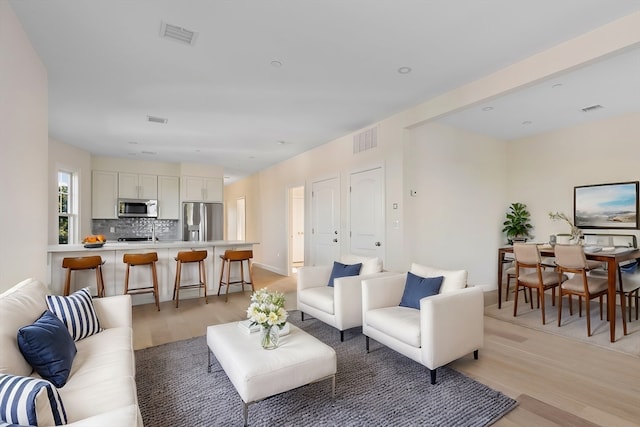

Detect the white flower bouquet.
xmin=246 ymin=289 xmax=288 ymax=329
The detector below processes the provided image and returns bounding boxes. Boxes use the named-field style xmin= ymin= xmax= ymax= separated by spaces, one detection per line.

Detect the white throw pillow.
xmin=410 ymin=263 xmax=467 ymax=293
xmin=341 ymin=255 xmax=382 ymax=275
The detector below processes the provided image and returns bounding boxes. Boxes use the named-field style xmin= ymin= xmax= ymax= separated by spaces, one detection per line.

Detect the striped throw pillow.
xmin=46 ymin=287 xmax=102 ymax=341
xmin=0 ymin=374 xmax=67 ymax=426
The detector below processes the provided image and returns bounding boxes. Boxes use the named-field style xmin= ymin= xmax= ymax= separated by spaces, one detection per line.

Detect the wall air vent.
xmin=147 ymin=115 xmax=168 ymax=124
xmin=353 ymin=126 xmax=378 ymax=154
xmin=581 ymin=104 xmax=604 ymax=113
xmin=160 ymin=21 xmax=198 ymax=46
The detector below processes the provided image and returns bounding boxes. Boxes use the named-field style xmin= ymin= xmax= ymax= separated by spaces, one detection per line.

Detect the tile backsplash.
xmin=92 ymin=218 xmax=180 ymax=241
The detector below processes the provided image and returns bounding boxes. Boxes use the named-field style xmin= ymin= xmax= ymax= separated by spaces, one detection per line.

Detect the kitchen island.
xmin=47 ymin=240 xmax=257 ymax=305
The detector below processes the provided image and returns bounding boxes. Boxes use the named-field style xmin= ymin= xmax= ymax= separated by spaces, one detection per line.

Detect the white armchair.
xmin=361 ymin=264 xmax=484 ymax=384
xmin=297 ymin=255 xmax=394 ymax=341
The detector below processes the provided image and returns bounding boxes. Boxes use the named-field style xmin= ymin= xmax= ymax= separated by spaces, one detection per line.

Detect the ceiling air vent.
xmin=147 ymin=115 xmax=168 ymax=124
xmin=581 ymin=104 xmax=604 ymax=113
xmin=353 ymin=126 xmax=378 ymax=154
xmin=159 ymin=21 xmax=198 ymax=46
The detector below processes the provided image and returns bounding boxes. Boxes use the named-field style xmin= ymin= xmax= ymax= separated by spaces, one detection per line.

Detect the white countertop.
xmin=47 ymin=240 xmax=258 ymax=253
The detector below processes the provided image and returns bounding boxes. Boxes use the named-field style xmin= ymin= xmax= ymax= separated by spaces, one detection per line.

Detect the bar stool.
xmin=173 ymin=250 xmax=208 ymax=308
xmin=62 ymin=256 xmax=106 ymax=297
xmin=123 ymin=252 xmax=160 ymax=311
xmin=218 ymin=250 xmax=254 ymax=302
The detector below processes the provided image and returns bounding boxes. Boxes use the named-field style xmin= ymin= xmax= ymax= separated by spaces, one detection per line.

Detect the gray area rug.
xmin=135 ymin=311 xmax=517 ymax=426
xmin=485 ymin=298 xmax=640 ymax=357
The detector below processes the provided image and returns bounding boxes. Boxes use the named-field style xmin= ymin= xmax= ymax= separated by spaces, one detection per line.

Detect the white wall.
xmin=407 ymin=123 xmax=508 ymax=287
xmin=49 ymin=138 xmax=92 ymax=244
xmin=0 ymin=2 xmax=49 ymax=291
xmin=506 ymin=113 xmax=640 ymax=244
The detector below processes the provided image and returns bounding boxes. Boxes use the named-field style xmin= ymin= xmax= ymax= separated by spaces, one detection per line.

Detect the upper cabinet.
xmin=157 ymin=175 xmax=180 ymax=219
xmin=92 ymin=171 xmax=118 ymax=219
xmin=181 ymin=176 xmax=223 ymax=202
xmin=118 ymin=173 xmax=158 ymax=199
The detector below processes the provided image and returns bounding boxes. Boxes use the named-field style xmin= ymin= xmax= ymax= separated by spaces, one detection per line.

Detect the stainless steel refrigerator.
xmin=182 ymin=202 xmax=223 ymax=241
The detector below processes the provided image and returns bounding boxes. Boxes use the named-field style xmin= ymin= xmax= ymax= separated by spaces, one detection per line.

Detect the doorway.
xmin=288 ymin=186 xmax=305 ymax=274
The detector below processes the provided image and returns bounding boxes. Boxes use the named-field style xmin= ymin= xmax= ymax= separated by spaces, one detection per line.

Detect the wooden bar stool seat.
xmin=218 ymin=249 xmax=254 ymax=302
xmin=123 ymin=252 xmax=160 ymax=311
xmin=62 ymin=256 xmax=106 ymax=297
xmin=173 ymin=250 xmax=208 ymax=308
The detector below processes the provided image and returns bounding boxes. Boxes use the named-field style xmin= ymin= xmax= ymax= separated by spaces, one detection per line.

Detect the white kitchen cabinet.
xmin=157 ymin=175 xmax=180 ymax=219
xmin=181 ymin=176 xmax=223 ymax=202
xmin=118 ymin=172 xmax=158 ymax=199
xmin=92 ymin=170 xmax=118 ymax=219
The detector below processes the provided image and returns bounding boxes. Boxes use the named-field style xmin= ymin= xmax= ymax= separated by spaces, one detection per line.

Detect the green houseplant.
xmin=502 ymin=202 xmax=533 ymax=244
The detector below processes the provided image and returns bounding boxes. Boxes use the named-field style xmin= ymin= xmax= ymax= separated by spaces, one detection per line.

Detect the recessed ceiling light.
xmin=397 ymin=66 xmax=412 ymax=74
xmin=147 ymin=115 xmax=168 ymax=124
xmin=271 ymin=60 xmax=283 ymax=68
xmin=141 ymin=150 xmax=157 ymax=155
xmin=482 ymin=106 xmax=494 ymax=112
xmin=552 ymin=83 xmax=563 ymax=88
xmin=521 ymin=121 xmax=533 ymax=125
xmin=128 ymin=141 xmax=138 ymax=145
xmin=277 ymin=140 xmax=286 ymax=145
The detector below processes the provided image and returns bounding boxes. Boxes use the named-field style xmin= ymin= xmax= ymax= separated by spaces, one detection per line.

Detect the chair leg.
xmin=429 ymin=369 xmax=437 ymax=385
xmin=512 ymin=282 xmax=520 ymax=317
xmin=557 ymin=291 xmax=563 ymax=327
xmin=200 ymin=260 xmax=208 ymax=304
xmin=474 ymin=350 xmax=479 ymax=360
xmin=152 ymin=263 xmax=160 ymax=311
xmin=174 ymin=261 xmax=182 ymax=308
xmin=365 ymin=335 xmax=369 ymax=353
xmin=247 ymin=259 xmax=255 ymax=293
xmin=540 ymin=287 xmax=546 ymax=325
xmin=217 ymin=258 xmax=226 ymax=297
xmin=620 ymin=291 xmax=628 ymax=336
xmin=586 ymin=298 xmax=591 ymax=337
xmin=340 ymin=330 xmax=344 ymax=342
xmin=301 ymin=312 xmax=305 ymax=321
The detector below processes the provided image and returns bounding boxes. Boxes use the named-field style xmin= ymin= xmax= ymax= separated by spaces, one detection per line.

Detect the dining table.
xmin=497 ymin=244 xmax=640 ymax=342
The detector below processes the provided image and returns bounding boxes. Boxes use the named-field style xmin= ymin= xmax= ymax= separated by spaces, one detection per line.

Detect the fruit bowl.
xmin=83 ymin=235 xmax=106 ymax=248
xmin=83 ymin=242 xmax=105 ymax=248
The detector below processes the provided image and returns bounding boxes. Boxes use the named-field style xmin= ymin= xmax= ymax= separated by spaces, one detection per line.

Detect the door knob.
xmin=333 ymin=238 xmax=338 ymax=243
xmin=375 ymin=241 xmax=381 ymax=247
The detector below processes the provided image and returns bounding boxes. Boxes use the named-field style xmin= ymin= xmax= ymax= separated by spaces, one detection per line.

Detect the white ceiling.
xmin=9 ymin=1 xmax=640 ymax=182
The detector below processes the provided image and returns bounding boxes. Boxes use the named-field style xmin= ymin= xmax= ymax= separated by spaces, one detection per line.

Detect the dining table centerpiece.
xmin=549 ymin=211 xmax=583 ymax=244
xmin=246 ymin=288 xmax=288 ymax=349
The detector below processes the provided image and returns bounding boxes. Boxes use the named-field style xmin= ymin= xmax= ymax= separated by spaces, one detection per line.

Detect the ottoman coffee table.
xmin=206 ymin=322 xmax=337 ymax=426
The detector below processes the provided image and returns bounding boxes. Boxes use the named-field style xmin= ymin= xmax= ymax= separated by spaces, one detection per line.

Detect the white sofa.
xmin=0 ymin=278 xmax=143 ymax=426
xmin=297 ymin=255 xmax=394 ymax=341
xmin=361 ymin=264 xmax=484 ymax=384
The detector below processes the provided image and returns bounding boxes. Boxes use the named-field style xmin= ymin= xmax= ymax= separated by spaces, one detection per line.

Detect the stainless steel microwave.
xmin=118 ymin=199 xmax=158 ymax=218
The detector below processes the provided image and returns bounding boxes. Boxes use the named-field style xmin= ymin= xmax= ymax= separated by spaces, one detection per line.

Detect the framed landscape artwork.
xmin=574 ymin=181 xmax=639 ymax=229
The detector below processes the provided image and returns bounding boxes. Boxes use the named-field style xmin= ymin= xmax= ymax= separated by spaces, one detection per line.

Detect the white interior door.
xmin=350 ymin=166 xmax=385 ymax=260
xmin=290 ymin=187 xmax=304 ymax=264
xmin=311 ymin=177 xmax=340 ymax=266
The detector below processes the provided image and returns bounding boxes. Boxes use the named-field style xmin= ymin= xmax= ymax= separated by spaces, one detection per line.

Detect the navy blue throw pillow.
xmin=399 ymin=272 xmax=444 ymax=309
xmin=17 ymin=310 xmax=77 ymax=388
xmin=327 ymin=262 xmax=362 ymax=287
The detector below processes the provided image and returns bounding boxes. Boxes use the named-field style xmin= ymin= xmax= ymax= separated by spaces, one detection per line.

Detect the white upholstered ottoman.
xmin=207 ymin=322 xmax=337 ymax=426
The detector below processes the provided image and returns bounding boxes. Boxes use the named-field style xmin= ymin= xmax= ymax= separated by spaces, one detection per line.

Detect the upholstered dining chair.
xmin=554 ymin=244 xmax=609 ymax=337
xmin=512 ymin=243 xmax=566 ymax=325
xmin=591 ymin=260 xmax=640 ymax=335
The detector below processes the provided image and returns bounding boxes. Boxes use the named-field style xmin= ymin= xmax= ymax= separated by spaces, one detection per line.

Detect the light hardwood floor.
xmin=132 ymin=267 xmax=640 ymax=427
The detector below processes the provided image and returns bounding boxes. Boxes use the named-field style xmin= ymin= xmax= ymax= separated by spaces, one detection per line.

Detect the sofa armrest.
xmin=334 ymin=271 xmax=398 ymax=329
xmin=92 ymin=295 xmax=132 ymax=329
xmin=297 ymin=265 xmax=332 ymax=291
xmin=420 ymin=287 xmax=484 ymax=369
xmin=60 ymin=404 xmax=141 ymax=427
xmin=362 ymin=273 xmax=406 ymax=312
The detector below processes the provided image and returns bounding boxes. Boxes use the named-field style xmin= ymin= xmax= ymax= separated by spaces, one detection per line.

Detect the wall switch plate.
xmin=410 ymin=190 xmax=417 ymax=197
xmin=110 ymin=227 xmax=115 ymax=233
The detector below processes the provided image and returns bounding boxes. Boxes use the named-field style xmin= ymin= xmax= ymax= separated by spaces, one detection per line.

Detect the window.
xmin=58 ymin=171 xmax=75 ymax=244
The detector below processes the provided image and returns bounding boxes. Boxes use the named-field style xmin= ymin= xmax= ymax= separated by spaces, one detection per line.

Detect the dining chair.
xmin=591 ymin=260 xmax=640 ymax=335
xmin=512 ymin=243 xmax=566 ymax=325
xmin=554 ymin=244 xmax=609 ymax=337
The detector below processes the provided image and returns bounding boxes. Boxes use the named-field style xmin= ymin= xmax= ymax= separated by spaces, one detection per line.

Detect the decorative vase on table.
xmin=260 ymin=325 xmax=280 ymax=350
xmin=246 ymin=288 xmax=288 ymax=350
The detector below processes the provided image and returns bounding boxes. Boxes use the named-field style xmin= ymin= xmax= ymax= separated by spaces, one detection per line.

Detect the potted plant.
xmin=548 ymin=211 xmax=583 ymax=244
xmin=502 ymin=202 xmax=533 ymax=244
